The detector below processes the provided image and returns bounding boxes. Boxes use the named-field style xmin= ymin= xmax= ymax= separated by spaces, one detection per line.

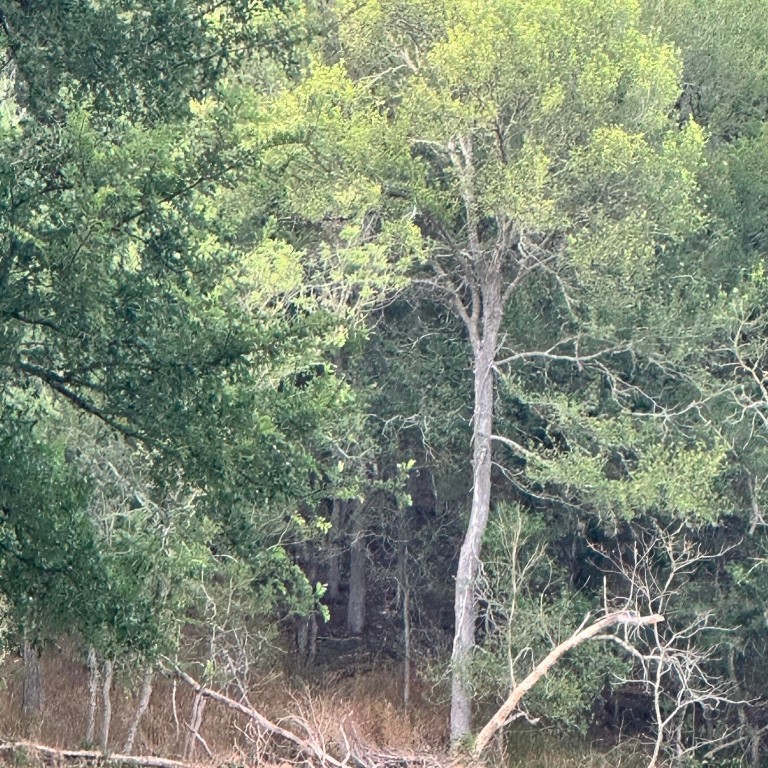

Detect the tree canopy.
xmin=2 ymin=0 xmax=768 ymax=764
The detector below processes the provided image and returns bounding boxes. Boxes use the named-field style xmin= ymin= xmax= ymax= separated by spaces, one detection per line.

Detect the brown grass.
xmin=0 ymin=644 xmax=642 ymax=768
xmin=0 ymin=643 xmax=448 ymax=760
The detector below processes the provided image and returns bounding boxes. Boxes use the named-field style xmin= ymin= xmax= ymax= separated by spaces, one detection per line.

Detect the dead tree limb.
xmin=0 ymin=741 xmax=189 ymax=768
xmin=471 ymin=610 xmax=664 ymax=758
xmin=161 ymin=660 xmax=345 ymax=768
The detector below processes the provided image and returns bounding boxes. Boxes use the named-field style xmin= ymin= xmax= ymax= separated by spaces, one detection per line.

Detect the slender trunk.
xmin=296 ymin=616 xmax=309 ymax=659
xmin=86 ymin=647 xmax=101 ymax=745
xmin=123 ymin=667 xmax=154 ymax=755
xmin=171 ymin=679 xmax=180 ymax=743
xmin=399 ymin=541 xmax=412 ymax=711
xmin=346 ymin=502 xmax=367 ymax=635
xmin=327 ymin=499 xmax=343 ymax=602
xmin=22 ymin=638 xmax=43 ymax=720
xmin=184 ymin=691 xmax=207 ymax=760
xmin=296 ymin=544 xmax=319 ymax=667
xmin=295 ymin=612 xmax=318 ymax=666
xmin=307 ymin=612 xmax=318 ymax=666
xmin=450 ymin=271 xmax=503 ymax=743
xmin=100 ymin=659 xmax=114 ymax=754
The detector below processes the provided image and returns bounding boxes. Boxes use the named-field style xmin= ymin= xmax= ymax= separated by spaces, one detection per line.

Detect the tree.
xmin=0 ymin=9 xmax=403 ymax=729
xmin=275 ymin=0 xmax=709 ymax=741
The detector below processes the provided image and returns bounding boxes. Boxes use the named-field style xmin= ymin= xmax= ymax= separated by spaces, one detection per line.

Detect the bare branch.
xmin=472 ymin=611 xmax=664 ymax=758
xmin=489 ymin=433 xmax=543 ymax=462
xmin=161 ymin=660 xmax=345 ymax=768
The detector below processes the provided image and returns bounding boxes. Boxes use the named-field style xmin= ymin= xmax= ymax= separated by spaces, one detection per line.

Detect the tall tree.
xmin=272 ymin=0 xmax=711 ymax=740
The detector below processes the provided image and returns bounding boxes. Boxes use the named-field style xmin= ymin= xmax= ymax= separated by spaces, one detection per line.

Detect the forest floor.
xmin=0 ymin=643 xmax=646 ymax=768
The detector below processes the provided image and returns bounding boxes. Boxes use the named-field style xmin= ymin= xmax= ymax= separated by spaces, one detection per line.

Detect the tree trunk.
xmin=123 ymin=667 xmax=154 ymax=755
xmin=86 ymin=647 xmax=100 ymax=745
xmin=346 ymin=502 xmax=367 ymax=635
xmin=327 ymin=498 xmax=343 ymax=602
xmin=184 ymin=691 xmax=207 ymax=761
xmin=399 ymin=541 xmax=412 ymax=711
xmin=22 ymin=638 xmax=43 ymax=721
xmin=100 ymin=659 xmax=114 ymax=755
xmin=450 ymin=270 xmax=503 ymax=743
xmin=296 ymin=612 xmax=318 ymax=666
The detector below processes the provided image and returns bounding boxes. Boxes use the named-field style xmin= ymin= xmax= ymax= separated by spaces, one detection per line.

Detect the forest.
xmin=1 ymin=1 xmax=768 ymax=766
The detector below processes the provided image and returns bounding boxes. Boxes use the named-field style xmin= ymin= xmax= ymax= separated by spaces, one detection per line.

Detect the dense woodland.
xmin=3 ymin=1 xmax=768 ymax=766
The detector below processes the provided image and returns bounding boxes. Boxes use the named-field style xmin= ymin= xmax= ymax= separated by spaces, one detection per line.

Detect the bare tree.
xmin=472 ymin=609 xmax=664 ymax=759
xmin=466 ymin=522 xmax=741 ymax=768
xmin=592 ymin=524 xmax=743 ymax=768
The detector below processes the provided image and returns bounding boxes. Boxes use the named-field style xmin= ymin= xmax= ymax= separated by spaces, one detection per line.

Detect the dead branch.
xmin=592 ymin=524 xmax=743 ymax=767
xmin=0 ymin=741 xmax=189 ymax=768
xmin=471 ymin=610 xmax=664 ymax=758
xmin=161 ymin=660 xmax=345 ymax=768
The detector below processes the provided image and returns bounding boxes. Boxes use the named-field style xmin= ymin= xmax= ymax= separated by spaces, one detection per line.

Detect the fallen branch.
xmin=471 ymin=610 xmax=664 ymax=758
xmin=0 ymin=741 xmax=189 ymax=768
xmin=161 ymin=659 xmax=345 ymax=768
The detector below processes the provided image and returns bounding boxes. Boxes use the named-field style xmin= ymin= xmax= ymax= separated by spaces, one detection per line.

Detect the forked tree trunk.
xmin=450 ymin=270 xmax=503 ymax=742
xmin=346 ymin=503 xmax=367 ymax=635
xmin=123 ymin=667 xmax=154 ymax=754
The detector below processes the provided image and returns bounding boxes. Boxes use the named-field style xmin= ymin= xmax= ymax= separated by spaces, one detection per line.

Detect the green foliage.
xmin=650 ymin=0 xmax=768 ymax=140
xmin=0 ymin=402 xmax=103 ymax=644
xmin=0 ymin=0 xmax=765 ymax=757
xmin=0 ymin=0 xmax=389 ymax=674
xmin=287 ymin=0 xmax=715 ymax=518
xmin=0 ymin=0 xmax=303 ymax=124
xmin=472 ymin=505 xmax=627 ymax=731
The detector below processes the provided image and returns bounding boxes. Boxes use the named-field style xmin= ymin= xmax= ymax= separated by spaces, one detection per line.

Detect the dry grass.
xmin=0 ymin=645 xmax=642 ymax=768
xmin=0 ymin=644 xmax=448 ymax=760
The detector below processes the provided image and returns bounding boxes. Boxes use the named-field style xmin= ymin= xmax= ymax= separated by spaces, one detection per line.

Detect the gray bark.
xmin=184 ymin=691 xmax=206 ymax=760
xmin=471 ymin=612 xmax=664 ymax=758
xmin=346 ymin=503 xmax=367 ymax=635
xmin=100 ymin=659 xmax=114 ymax=754
xmin=86 ymin=646 xmax=100 ymax=745
xmin=22 ymin=638 xmax=43 ymax=719
xmin=123 ymin=667 xmax=154 ymax=754
xmin=450 ymin=268 xmax=503 ymax=742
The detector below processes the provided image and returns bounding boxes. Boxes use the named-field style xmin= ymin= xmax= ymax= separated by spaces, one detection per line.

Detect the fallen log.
xmin=0 ymin=741 xmax=190 ymax=768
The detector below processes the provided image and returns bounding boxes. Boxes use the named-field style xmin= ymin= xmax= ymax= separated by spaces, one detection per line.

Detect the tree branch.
xmin=161 ymin=661 xmax=345 ymax=768
xmin=0 ymin=742 xmax=189 ymax=768
xmin=16 ymin=360 xmax=147 ymax=443
xmin=471 ymin=611 xmax=664 ymax=758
